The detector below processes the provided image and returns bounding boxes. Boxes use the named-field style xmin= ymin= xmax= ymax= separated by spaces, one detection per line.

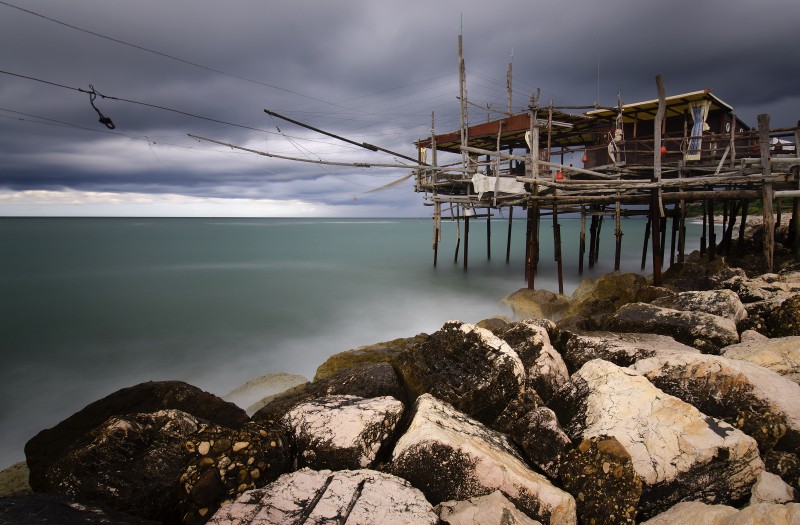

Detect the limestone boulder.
xmin=551 ymin=359 xmax=763 ymax=521
xmin=390 ymin=394 xmax=576 ymax=525
xmin=282 ymin=395 xmax=404 ymax=471
xmin=631 ymin=353 xmax=800 ymax=452
xmin=206 ymin=468 xmax=438 ymax=525
xmin=436 ymin=490 xmax=542 ymax=525
xmin=502 ymin=289 xmax=571 ymax=322
xmin=750 ymin=471 xmax=796 ymax=505
xmin=562 ymin=331 xmax=700 ymax=370
xmin=394 ymin=321 xmax=526 ymax=425
xmin=766 ymin=294 xmax=800 ymax=337
xmin=178 ymin=421 xmax=291 ymax=525
xmin=606 ymin=302 xmax=739 ymax=353
xmin=722 ymin=336 xmax=800 ymax=385
xmin=566 ymin=272 xmax=650 ymax=325
xmin=40 ymin=409 xmax=200 ymax=524
xmin=651 ymin=289 xmax=747 ymax=323
xmin=497 ymin=321 xmax=569 ymax=403
xmin=642 ymin=501 xmax=800 ymax=525
xmin=313 ymin=334 xmax=428 ymax=381
xmin=25 ymin=381 xmax=248 ymax=493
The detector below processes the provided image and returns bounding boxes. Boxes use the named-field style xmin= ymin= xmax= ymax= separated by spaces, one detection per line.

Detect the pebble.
xmin=232 ymin=441 xmax=249 ymax=452
xmin=198 ymin=441 xmax=210 ymax=456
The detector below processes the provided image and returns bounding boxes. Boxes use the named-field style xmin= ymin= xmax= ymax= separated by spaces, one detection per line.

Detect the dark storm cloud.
xmin=1 ymin=0 xmax=798 ymax=215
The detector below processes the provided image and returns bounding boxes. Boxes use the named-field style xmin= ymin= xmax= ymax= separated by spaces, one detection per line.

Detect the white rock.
xmin=750 ymin=471 xmax=795 ymax=505
xmin=651 ymin=289 xmax=748 ymax=322
xmin=390 ymin=394 xmax=576 ymax=525
xmin=207 ymin=468 xmax=438 ymax=525
xmin=563 ymin=331 xmax=700 ymax=369
xmin=282 ymin=395 xmax=404 ymax=470
xmin=436 ymin=490 xmax=542 ymax=525
xmin=639 ymin=501 xmax=737 ymax=524
xmin=722 ymin=336 xmax=800 ymax=385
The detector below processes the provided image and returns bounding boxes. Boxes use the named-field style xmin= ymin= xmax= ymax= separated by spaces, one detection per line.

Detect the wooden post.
xmin=651 ymin=193 xmax=662 ymax=284
xmin=594 ymin=215 xmax=604 ymax=264
xmin=641 ymin=217 xmax=651 ymax=270
xmin=433 ymin=202 xmax=440 ymax=268
xmin=700 ymin=200 xmax=707 ymax=255
xmin=579 ymin=207 xmax=586 ymax=274
xmin=730 ymin=113 xmax=737 ymax=169
xmin=614 ymin=200 xmax=622 ymax=271
xmin=652 ymin=74 xmax=666 ymax=285
xmin=739 ymin=200 xmax=749 ymax=252
xmin=464 ymin=212 xmax=470 ymax=271
xmin=486 ymin=209 xmax=491 ymax=261
xmin=708 ymin=198 xmax=716 ymax=261
xmin=794 ymin=120 xmax=800 ymax=261
xmin=759 ymin=113 xmax=774 ymax=273
xmin=670 ymin=204 xmax=679 ymax=267
xmin=589 ymin=214 xmax=599 ymax=268
xmin=506 ymin=207 xmax=513 ymax=264
xmin=677 ymin=161 xmax=686 ymax=263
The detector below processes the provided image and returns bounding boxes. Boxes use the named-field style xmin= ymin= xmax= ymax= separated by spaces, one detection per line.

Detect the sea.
xmin=0 ymin=216 xmax=709 ymax=468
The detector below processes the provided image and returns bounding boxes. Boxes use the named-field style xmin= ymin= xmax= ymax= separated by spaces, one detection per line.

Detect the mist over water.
xmin=0 ymin=216 xmax=706 ymax=467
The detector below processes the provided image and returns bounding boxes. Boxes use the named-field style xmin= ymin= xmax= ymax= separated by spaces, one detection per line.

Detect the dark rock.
xmin=206 ymin=468 xmax=438 ymax=525
xmin=492 ymin=388 xmax=543 ymax=435
xmin=651 ymin=289 xmax=747 ymax=322
xmin=313 ymin=334 xmax=427 ymax=381
xmin=179 ymin=420 xmax=290 ymax=525
xmin=252 ymin=361 xmax=407 ymax=422
xmin=606 ymin=302 xmax=739 ymax=353
xmin=764 ymin=450 xmax=800 ymax=491
xmin=25 ymin=381 xmax=248 ymax=492
xmin=394 ymin=321 xmax=525 ymax=425
xmin=502 ymin=289 xmax=571 ymax=322
xmin=40 ymin=409 xmax=199 ymax=524
xmin=766 ymin=294 xmax=800 ymax=337
xmin=661 ymin=259 xmax=731 ymax=291
xmin=0 ymin=492 xmax=160 ymax=524
xmin=475 ymin=317 xmax=510 ymax=333
xmin=511 ymin=407 xmax=571 ymax=479
xmin=282 ymin=395 xmax=404 ymax=471
xmin=566 ymin=272 xmax=650 ymax=325
xmin=562 ymin=331 xmax=699 ymax=370
xmin=738 ymin=300 xmax=781 ymax=335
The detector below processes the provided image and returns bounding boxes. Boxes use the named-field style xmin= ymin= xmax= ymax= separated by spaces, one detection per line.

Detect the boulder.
xmin=661 ymin=259 xmax=732 ymax=291
xmin=510 ymin=407 xmax=572 ymax=479
xmin=313 ymin=334 xmax=428 ymax=381
xmin=41 ymin=409 xmax=200 ymax=524
xmin=178 ymin=421 xmax=291 ymax=525
xmin=436 ymin=490 xmax=542 ymax=525
xmin=389 ymin=394 xmax=576 ymax=525
xmin=282 ymin=395 xmax=404 ymax=471
xmin=738 ymin=300 xmax=782 ymax=335
xmin=395 ymin=321 xmax=525 ymax=425
xmin=475 ymin=317 xmax=511 ymax=333
xmin=741 ymin=329 xmax=769 ymax=342
xmin=765 ymin=450 xmax=800 ymax=490
xmin=497 ymin=321 xmax=569 ymax=403
xmin=566 ymin=272 xmax=650 ymax=325
xmin=750 ymin=471 xmax=795 ymax=505
xmin=651 ymin=289 xmax=747 ymax=323
xmin=631 ymin=353 xmax=800 ymax=452
xmin=552 ymin=360 xmax=763 ymax=520
xmin=206 ymin=468 xmax=438 ymax=525
xmin=502 ymin=289 xmax=571 ymax=322
xmin=562 ymin=331 xmax=700 ymax=370
xmin=0 ymin=492 xmax=160 ymax=524
xmin=642 ymin=501 xmax=800 ymax=524
xmin=606 ymin=302 xmax=739 ymax=353
xmin=252 ymin=361 xmax=406 ymax=422
xmin=25 ymin=380 xmax=248 ymax=492
xmin=722 ymin=336 xmax=800 ymax=385
xmin=0 ymin=461 xmax=31 ymax=497
xmin=766 ymin=294 xmax=800 ymax=337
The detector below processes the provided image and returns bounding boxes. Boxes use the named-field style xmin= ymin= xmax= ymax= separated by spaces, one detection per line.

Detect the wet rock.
xmin=661 ymin=259 xmax=732 ymax=291
xmin=631 ymin=353 xmax=800 ymax=453
xmin=313 ymin=334 xmax=428 ymax=381
xmin=475 ymin=317 xmax=510 ymax=333
xmin=552 ymin=359 xmax=763 ymax=520
xmin=282 ymin=395 xmax=404 ymax=470
xmin=389 ymin=394 xmax=576 ymax=525
xmin=25 ymin=380 xmax=247 ymax=493
xmin=510 ymin=407 xmax=571 ymax=479
xmin=764 ymin=450 xmax=800 ymax=490
xmin=651 ymin=289 xmax=747 ymax=323
xmin=502 ymin=289 xmax=571 ymax=322
xmin=562 ymin=331 xmax=700 ymax=370
xmin=642 ymin=501 xmax=800 ymax=524
xmin=566 ymin=272 xmax=650 ymax=326
xmin=722 ymin=336 xmax=800 ymax=385
xmin=766 ymin=294 xmax=800 ymax=337
xmin=606 ymin=302 xmax=739 ymax=353
xmin=253 ymin=361 xmax=406 ymax=422
xmin=750 ymin=471 xmax=795 ymax=505
xmin=206 ymin=468 xmax=438 ymax=525
xmin=738 ymin=300 xmax=782 ymax=335
xmin=497 ymin=321 xmax=569 ymax=403
xmin=491 ymin=388 xmax=544 ymax=435
xmin=436 ymin=490 xmax=542 ymax=525
xmin=179 ymin=420 xmax=290 ymax=525
xmin=0 ymin=492 xmax=160 ymax=524
xmin=395 ymin=321 xmax=525 ymax=425
xmin=559 ymin=436 xmax=642 ymax=525
xmin=42 ymin=409 xmax=199 ymax=523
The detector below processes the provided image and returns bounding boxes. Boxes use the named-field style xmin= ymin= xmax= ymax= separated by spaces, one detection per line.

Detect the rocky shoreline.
xmin=3 ymin=229 xmax=800 ymax=524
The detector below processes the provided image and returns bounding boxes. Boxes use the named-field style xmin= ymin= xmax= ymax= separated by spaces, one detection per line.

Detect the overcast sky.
xmin=1 ymin=0 xmax=798 ymax=217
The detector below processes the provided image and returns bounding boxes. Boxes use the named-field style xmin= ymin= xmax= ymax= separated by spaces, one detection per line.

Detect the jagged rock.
xmin=562 ymin=331 xmax=700 ymax=370
xmin=722 ymin=336 xmax=800 ymax=385
xmin=641 ymin=501 xmax=800 ymax=524
xmin=282 ymin=395 xmax=404 ymax=471
xmin=741 ymin=329 xmax=769 ymax=342
xmin=738 ymin=300 xmax=782 ymax=335
xmin=313 ymin=334 xmax=428 ymax=381
xmin=436 ymin=490 xmax=542 ymax=525
xmin=606 ymin=302 xmax=739 ymax=353
xmin=0 ymin=492 xmax=160 ymax=524
xmin=750 ymin=471 xmax=795 ymax=505
xmin=476 ymin=317 xmax=510 ymax=333
xmin=491 ymin=388 xmax=544 ymax=435
xmin=566 ymin=272 xmax=650 ymax=325
xmin=394 ymin=321 xmax=525 ymax=425
xmin=551 ymin=359 xmax=763 ymax=520
xmin=766 ymin=294 xmax=800 ymax=337
xmin=179 ymin=421 xmax=290 ymax=525
xmin=661 ymin=259 xmax=732 ymax=291
xmin=765 ymin=450 xmax=800 ymax=490
xmin=25 ymin=381 xmax=248 ymax=493
xmin=559 ymin=436 xmax=642 ymax=525
xmin=41 ymin=409 xmax=200 ymax=523
xmin=510 ymin=407 xmax=571 ymax=479
xmin=206 ymin=468 xmax=438 ymax=525
xmin=252 ymin=361 xmax=406 ymax=422
xmin=502 ymin=289 xmax=572 ymax=322
xmin=631 ymin=353 xmax=800 ymax=452
xmin=651 ymin=289 xmax=747 ymax=322
xmin=497 ymin=321 xmax=569 ymax=403
xmin=390 ymin=394 xmax=576 ymax=525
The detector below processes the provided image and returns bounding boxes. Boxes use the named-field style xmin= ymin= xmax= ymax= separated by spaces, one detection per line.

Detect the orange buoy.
xmin=556 ymin=171 xmax=564 ymax=180
xmin=660 ymin=145 xmax=667 ymax=156
xmin=581 ymin=153 xmax=588 ymax=163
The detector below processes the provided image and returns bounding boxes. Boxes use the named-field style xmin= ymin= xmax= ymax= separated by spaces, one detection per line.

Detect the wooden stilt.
xmin=614 ymin=200 xmax=622 ymax=271
xmin=651 ymin=191 xmax=663 ymax=285
xmin=579 ymin=207 xmax=586 ymax=275
xmin=433 ymin=226 xmax=439 ymax=267
xmin=464 ymin=213 xmax=470 ymax=271
xmin=554 ymin=202 xmax=564 ymax=294
xmin=759 ymin=114 xmax=774 ymax=273
xmin=588 ymin=214 xmax=599 ymax=268
xmin=708 ymin=198 xmax=716 ymax=261
xmin=794 ymin=120 xmax=800 ymax=261
xmin=700 ymin=200 xmax=707 ymax=255
xmin=594 ymin=215 xmax=604 ymax=263
xmin=506 ymin=206 xmax=513 ymax=264
xmin=659 ymin=216 xmax=667 ymax=268
xmin=641 ymin=217 xmax=651 ymax=270
xmin=739 ymin=200 xmax=749 ymax=252
xmin=486 ymin=209 xmax=491 ymax=261
xmin=678 ymin=199 xmax=686 ymax=263
xmin=670 ymin=205 xmax=679 ymax=267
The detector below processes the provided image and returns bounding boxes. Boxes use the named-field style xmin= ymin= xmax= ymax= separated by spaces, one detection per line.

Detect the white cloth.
xmin=471 ymin=173 xmax=526 ymax=199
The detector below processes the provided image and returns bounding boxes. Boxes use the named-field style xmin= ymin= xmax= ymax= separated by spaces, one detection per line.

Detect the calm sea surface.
xmin=0 ymin=216 xmax=707 ymax=467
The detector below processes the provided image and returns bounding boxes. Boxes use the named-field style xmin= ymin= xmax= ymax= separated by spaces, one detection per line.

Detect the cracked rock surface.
xmin=435 ymin=490 xmax=542 ymax=525
xmin=722 ymin=336 xmax=800 ymax=386
xmin=641 ymin=501 xmax=800 ymax=524
xmin=562 ymin=331 xmax=700 ymax=370
xmin=650 ymin=289 xmax=748 ymax=322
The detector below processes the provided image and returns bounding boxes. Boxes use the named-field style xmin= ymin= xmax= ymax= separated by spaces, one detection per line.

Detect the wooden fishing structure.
xmin=413 ymin=46 xmax=800 ymax=291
